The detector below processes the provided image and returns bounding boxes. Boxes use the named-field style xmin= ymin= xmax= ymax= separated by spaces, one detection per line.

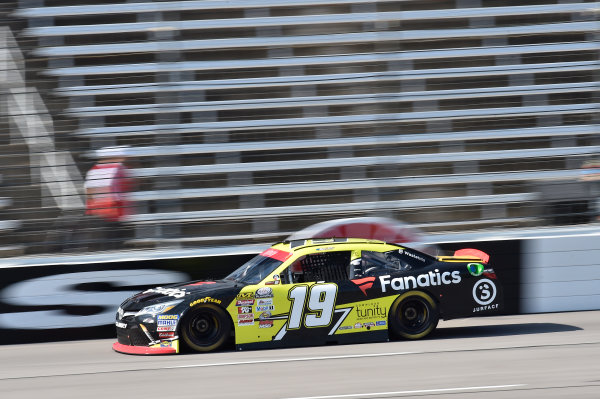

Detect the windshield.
xmin=225 ymin=255 xmax=284 ymax=284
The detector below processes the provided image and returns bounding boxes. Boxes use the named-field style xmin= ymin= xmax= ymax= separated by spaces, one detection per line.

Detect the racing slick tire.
xmin=389 ymin=291 xmax=439 ymax=340
xmin=181 ymin=304 xmax=232 ymax=352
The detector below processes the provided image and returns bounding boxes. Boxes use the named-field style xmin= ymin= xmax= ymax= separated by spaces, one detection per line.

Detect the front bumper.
xmin=114 ymin=317 xmax=180 ymax=355
xmin=112 ymin=340 xmax=179 ymax=355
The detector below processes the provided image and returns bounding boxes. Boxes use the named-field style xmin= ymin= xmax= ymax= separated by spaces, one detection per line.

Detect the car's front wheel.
xmin=180 ymin=304 xmax=232 ymax=352
xmin=389 ymin=291 xmax=439 ymax=340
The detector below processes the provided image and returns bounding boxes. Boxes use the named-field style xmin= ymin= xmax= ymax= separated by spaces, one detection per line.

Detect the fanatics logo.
xmin=379 ymin=270 xmax=461 ymax=293
xmin=351 ymin=277 xmax=376 ymax=296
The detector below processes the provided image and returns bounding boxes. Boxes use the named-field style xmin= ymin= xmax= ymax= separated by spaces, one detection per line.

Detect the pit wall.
xmin=0 ymin=233 xmax=597 ymax=345
xmin=521 ymin=235 xmax=600 ymax=313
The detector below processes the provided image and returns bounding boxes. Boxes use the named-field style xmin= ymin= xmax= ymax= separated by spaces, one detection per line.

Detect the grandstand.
xmin=1 ymin=0 xmax=599 ymax=255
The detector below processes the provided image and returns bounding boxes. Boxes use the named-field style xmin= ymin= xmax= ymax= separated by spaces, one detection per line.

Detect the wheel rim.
xmin=399 ymin=298 xmax=429 ymax=333
xmin=187 ymin=310 xmax=220 ymax=346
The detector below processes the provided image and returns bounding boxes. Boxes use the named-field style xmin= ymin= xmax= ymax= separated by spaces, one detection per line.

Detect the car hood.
xmin=120 ymin=279 xmax=243 ymax=310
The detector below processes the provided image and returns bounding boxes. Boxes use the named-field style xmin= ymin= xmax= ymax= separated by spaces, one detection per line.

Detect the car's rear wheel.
xmin=180 ymin=304 xmax=231 ymax=352
xmin=389 ymin=291 xmax=439 ymax=340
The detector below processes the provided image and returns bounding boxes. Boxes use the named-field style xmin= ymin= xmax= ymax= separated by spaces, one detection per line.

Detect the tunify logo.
xmin=351 ymin=277 xmax=376 ymax=296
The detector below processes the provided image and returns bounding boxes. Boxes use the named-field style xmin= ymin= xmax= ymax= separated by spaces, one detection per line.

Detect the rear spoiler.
xmin=436 ymin=248 xmax=490 ymax=264
xmin=453 ymin=248 xmax=490 ymax=264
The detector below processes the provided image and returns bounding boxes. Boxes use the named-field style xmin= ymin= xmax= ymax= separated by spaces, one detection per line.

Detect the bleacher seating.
xmin=5 ymin=0 xmax=600 ymax=251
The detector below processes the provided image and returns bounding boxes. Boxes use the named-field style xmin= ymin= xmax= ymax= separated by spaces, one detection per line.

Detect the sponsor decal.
xmin=255 ymin=287 xmax=273 ymax=298
xmin=236 ymin=292 xmax=254 ymax=300
xmin=403 ymin=251 xmax=426 ymax=262
xmin=467 ymin=263 xmax=484 ymax=277
xmin=338 ymin=325 xmax=353 ymax=330
xmin=190 ymin=297 xmax=222 ymax=307
xmin=158 ymin=332 xmax=175 ymax=338
xmin=236 ymin=299 xmax=255 ymax=306
xmin=355 ymin=303 xmax=387 ymax=320
xmin=260 ymin=248 xmax=292 ymax=262
xmin=237 ymin=314 xmax=253 ymax=321
xmin=473 ymin=303 xmax=499 ymax=313
xmin=238 ymin=319 xmax=254 ymax=326
xmin=115 ymin=321 xmax=127 ymax=329
xmin=238 ymin=306 xmax=253 ymax=314
xmin=157 ymin=314 xmax=178 ymax=320
xmin=117 ymin=307 xmax=124 ymax=320
xmin=351 ymin=277 xmax=376 ymax=296
xmin=315 ymin=246 xmax=334 ymax=251
xmin=157 ymin=315 xmax=179 ymax=328
xmin=259 ymin=320 xmax=274 ymax=328
xmin=259 ymin=311 xmax=271 ymax=320
xmin=144 ymin=287 xmax=187 ymax=299
xmin=398 ymin=249 xmax=404 ymax=254
xmin=472 ymin=278 xmax=497 ymax=306
xmin=157 ymin=326 xmax=177 ymax=332
xmin=379 ymin=270 xmax=461 ymax=293
xmin=256 ymin=305 xmax=275 ymax=312
xmin=354 ymin=322 xmax=363 ymax=329
xmin=157 ymin=319 xmax=178 ymax=327
xmin=273 ymin=275 xmax=280 ymax=281
xmin=364 ymin=322 xmax=375 ymax=327
xmin=160 ymin=341 xmax=172 ymax=347
xmin=376 ymin=320 xmax=386 ymax=326
xmin=256 ymin=298 xmax=273 ymax=306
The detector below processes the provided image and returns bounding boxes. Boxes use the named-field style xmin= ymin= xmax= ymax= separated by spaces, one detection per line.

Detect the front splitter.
xmin=112 ymin=341 xmax=178 ymax=355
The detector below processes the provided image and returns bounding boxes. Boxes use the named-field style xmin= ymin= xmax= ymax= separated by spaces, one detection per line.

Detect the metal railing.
xmin=0 ymin=0 xmax=598 ymax=255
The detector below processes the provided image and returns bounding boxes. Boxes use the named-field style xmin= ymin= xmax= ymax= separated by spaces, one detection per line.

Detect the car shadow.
xmin=178 ymin=323 xmax=584 ymax=355
xmin=433 ymin=322 xmax=582 ymax=340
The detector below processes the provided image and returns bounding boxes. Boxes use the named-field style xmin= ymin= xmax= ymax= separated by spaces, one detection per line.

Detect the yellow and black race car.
xmin=113 ymin=238 xmax=502 ymax=354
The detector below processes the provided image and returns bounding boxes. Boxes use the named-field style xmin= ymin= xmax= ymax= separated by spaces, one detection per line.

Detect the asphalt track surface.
xmin=1 ymin=311 xmax=598 ymax=399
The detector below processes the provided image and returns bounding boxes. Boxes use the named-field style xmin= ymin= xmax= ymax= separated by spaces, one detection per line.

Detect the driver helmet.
xmin=350 ymin=258 xmax=362 ymax=277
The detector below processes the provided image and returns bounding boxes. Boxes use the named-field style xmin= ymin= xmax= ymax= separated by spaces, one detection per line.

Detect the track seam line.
xmin=410 ymin=382 xmax=600 ymax=398
xmin=1 ymin=340 xmax=598 ymax=381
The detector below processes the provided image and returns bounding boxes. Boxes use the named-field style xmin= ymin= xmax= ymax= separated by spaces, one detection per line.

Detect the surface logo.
xmin=473 ymin=278 xmax=496 ymax=305
xmin=351 ymin=277 xmax=376 ymax=296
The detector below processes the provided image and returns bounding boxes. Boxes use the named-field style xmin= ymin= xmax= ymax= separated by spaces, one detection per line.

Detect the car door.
xmin=264 ymin=250 xmax=354 ymax=348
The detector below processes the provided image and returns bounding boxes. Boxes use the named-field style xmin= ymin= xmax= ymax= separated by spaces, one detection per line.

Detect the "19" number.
xmin=287 ymin=284 xmax=337 ymax=329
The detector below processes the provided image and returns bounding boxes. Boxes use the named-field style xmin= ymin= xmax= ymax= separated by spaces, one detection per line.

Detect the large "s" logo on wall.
xmin=0 ymin=269 xmax=188 ymax=329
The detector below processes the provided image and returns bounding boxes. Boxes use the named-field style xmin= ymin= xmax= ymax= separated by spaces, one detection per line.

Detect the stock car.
xmin=113 ymin=238 xmax=503 ymax=354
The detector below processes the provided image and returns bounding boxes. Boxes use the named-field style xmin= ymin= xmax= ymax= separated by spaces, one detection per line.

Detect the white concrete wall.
xmin=521 ymin=233 xmax=600 ymax=313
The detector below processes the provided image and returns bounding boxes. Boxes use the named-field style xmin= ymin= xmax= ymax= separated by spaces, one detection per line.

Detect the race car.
xmin=113 ymin=238 xmax=502 ymax=354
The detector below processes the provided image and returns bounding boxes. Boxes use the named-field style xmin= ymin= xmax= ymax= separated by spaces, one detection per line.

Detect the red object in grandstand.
xmin=84 ymin=146 xmax=135 ymax=222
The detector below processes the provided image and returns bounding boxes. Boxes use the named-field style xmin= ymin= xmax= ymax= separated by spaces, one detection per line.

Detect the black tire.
xmin=389 ymin=291 xmax=439 ymax=340
xmin=180 ymin=304 xmax=232 ymax=352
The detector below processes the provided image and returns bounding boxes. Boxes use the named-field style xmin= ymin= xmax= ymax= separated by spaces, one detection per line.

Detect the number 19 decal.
xmin=287 ymin=283 xmax=337 ymax=329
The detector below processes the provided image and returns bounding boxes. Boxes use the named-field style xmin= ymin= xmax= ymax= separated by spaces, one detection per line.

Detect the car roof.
xmin=272 ymin=237 xmax=402 ymax=253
